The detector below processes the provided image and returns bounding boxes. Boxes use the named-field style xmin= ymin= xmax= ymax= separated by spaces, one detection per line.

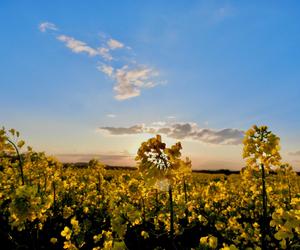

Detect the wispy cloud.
xmin=56 ymin=35 xmax=113 ymax=60
xmin=98 ymin=64 xmax=114 ymax=77
xmin=99 ymin=122 xmax=244 ymax=145
xmin=39 ymin=21 xmax=162 ymax=100
xmin=98 ymin=47 xmax=113 ymax=61
xmin=57 ymin=35 xmax=100 ymax=57
xmin=107 ymin=38 xmax=124 ymax=50
xmin=39 ymin=22 xmax=58 ymax=32
xmin=99 ymin=64 xmax=158 ymax=100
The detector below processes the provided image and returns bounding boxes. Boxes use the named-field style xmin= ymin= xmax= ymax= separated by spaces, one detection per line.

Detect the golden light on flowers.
xmin=135 ymin=134 xmax=191 ymax=185
xmin=1 ymin=126 xmax=300 ymax=249
xmin=135 ymin=135 xmax=170 ymax=182
xmin=144 ymin=148 xmax=171 ymax=170
xmin=243 ymin=125 xmax=281 ymax=169
xmin=242 ymin=125 xmax=286 ymax=249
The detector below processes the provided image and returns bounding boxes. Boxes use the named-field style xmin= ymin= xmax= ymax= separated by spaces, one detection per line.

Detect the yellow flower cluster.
xmin=0 ymin=126 xmax=299 ymax=249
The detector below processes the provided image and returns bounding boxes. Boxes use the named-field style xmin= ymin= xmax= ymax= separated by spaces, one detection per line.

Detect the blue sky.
xmin=1 ymin=1 xmax=300 ymax=169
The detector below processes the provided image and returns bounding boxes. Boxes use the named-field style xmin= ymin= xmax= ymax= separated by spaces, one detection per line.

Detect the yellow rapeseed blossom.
xmin=141 ymin=230 xmax=149 ymax=239
xmin=61 ymin=226 xmax=72 ymax=240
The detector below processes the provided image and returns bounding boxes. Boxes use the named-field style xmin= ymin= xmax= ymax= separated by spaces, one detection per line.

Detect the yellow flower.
xmin=61 ymin=226 xmax=72 ymax=240
xmin=63 ymin=241 xmax=78 ymax=250
xmin=103 ymin=240 xmax=113 ymax=249
xmin=71 ymin=217 xmax=80 ymax=235
xmin=208 ymin=236 xmax=218 ymax=249
xmin=83 ymin=207 xmax=89 ymax=214
xmin=200 ymin=236 xmax=208 ymax=245
xmin=141 ymin=231 xmax=149 ymax=239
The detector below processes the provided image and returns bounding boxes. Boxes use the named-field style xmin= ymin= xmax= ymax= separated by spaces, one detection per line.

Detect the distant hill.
xmin=63 ymin=162 xmax=300 ymax=176
xmin=63 ymin=162 xmax=137 ymax=171
xmin=192 ymin=169 xmax=240 ymax=175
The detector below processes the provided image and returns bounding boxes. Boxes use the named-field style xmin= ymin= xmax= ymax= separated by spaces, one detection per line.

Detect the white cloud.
xmin=56 ymin=35 xmax=122 ymax=61
xmin=42 ymin=23 xmax=161 ymax=100
xmin=106 ymin=114 xmax=116 ymax=118
xmin=114 ymin=66 xmax=157 ymax=100
xmin=57 ymin=35 xmax=99 ymax=57
xmin=98 ymin=64 xmax=114 ymax=77
xmin=56 ymin=35 xmax=113 ymax=60
xmin=100 ymin=124 xmax=145 ymax=135
xmin=98 ymin=64 xmax=159 ymax=100
xmin=98 ymin=47 xmax=113 ymax=61
xmin=39 ymin=22 xmax=58 ymax=32
xmin=99 ymin=122 xmax=244 ymax=145
xmin=107 ymin=38 xmax=124 ymax=50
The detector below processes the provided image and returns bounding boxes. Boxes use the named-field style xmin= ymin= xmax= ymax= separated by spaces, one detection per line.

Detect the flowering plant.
xmin=135 ymin=135 xmax=191 ymax=187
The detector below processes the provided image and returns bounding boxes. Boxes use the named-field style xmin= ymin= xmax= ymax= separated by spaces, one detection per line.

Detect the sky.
xmin=1 ymin=1 xmax=300 ymax=170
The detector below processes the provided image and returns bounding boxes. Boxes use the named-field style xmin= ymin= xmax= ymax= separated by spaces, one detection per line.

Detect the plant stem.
xmin=261 ymin=163 xmax=267 ymax=250
xmin=183 ymin=179 xmax=189 ymax=220
xmin=52 ymin=181 xmax=56 ymax=211
xmin=7 ymin=138 xmax=24 ymax=185
xmin=168 ymin=184 xmax=176 ymax=249
xmin=97 ymin=173 xmax=101 ymax=193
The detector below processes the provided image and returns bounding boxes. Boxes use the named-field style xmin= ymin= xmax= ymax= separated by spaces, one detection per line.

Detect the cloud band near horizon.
xmin=99 ymin=122 xmax=244 ymax=145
